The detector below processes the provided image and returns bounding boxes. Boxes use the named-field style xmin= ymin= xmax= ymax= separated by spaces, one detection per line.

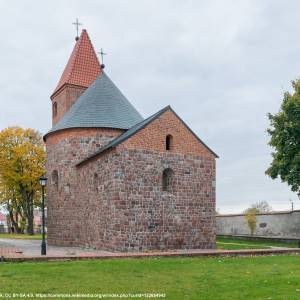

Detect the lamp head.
xmin=39 ymin=176 xmax=47 ymax=187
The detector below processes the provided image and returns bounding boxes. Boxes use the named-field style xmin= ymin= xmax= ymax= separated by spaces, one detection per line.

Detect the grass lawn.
xmin=0 ymin=233 xmax=43 ymax=240
xmin=216 ymin=236 xmax=298 ymax=250
xmin=1 ymin=255 xmax=300 ymax=299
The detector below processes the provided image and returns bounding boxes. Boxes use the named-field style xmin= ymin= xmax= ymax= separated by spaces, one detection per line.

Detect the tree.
xmin=266 ymin=80 xmax=300 ymax=193
xmin=0 ymin=178 xmax=23 ymax=233
xmin=249 ymin=201 xmax=272 ymax=213
xmin=244 ymin=208 xmax=259 ymax=236
xmin=0 ymin=127 xmax=45 ymax=234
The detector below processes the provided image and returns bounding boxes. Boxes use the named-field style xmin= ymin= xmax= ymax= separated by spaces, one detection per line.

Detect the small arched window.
xmin=93 ymin=173 xmax=99 ymax=192
xmin=53 ymin=102 xmax=58 ymax=118
xmin=166 ymin=135 xmax=173 ymax=151
xmin=51 ymin=170 xmax=58 ymax=190
xmin=162 ymin=168 xmax=174 ymax=192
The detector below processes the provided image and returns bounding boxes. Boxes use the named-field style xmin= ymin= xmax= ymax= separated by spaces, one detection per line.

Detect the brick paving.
xmin=1 ymin=238 xmax=300 ymax=262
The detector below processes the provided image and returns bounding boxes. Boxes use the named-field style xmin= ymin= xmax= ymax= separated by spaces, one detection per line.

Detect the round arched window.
xmin=166 ymin=135 xmax=173 ymax=150
xmin=162 ymin=168 xmax=174 ymax=192
xmin=51 ymin=170 xmax=59 ymax=190
xmin=53 ymin=102 xmax=58 ymax=117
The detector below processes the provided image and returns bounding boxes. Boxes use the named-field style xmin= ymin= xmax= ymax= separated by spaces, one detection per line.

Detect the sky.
xmin=0 ymin=0 xmax=299 ymax=213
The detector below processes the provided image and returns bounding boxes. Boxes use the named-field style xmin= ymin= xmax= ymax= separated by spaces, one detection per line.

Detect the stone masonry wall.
xmin=45 ymin=128 xmax=124 ymax=246
xmin=78 ymin=149 xmax=216 ymax=251
xmin=46 ymin=109 xmax=216 ymax=251
xmin=76 ymin=109 xmax=216 ymax=251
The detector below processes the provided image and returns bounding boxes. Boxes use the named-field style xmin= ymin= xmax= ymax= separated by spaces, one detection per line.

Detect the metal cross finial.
xmin=72 ymin=18 xmax=83 ymax=41
xmin=99 ymin=48 xmax=107 ymax=64
xmin=98 ymin=48 xmax=107 ymax=69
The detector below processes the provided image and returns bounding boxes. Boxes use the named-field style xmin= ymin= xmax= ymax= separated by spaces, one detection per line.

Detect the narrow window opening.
xmin=166 ymin=135 xmax=173 ymax=150
xmin=51 ymin=170 xmax=59 ymax=191
xmin=93 ymin=173 xmax=99 ymax=192
xmin=162 ymin=168 xmax=174 ymax=192
xmin=53 ymin=102 xmax=58 ymax=118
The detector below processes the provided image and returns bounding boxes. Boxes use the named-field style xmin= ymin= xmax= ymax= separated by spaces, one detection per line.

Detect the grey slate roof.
xmin=77 ymin=105 xmax=218 ymax=166
xmin=45 ymin=73 xmax=143 ymax=137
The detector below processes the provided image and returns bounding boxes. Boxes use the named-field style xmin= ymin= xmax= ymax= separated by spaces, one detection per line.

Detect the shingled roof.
xmin=77 ymin=106 xmax=218 ymax=166
xmin=51 ymin=29 xmax=102 ymax=98
xmin=45 ymin=72 xmax=143 ymax=137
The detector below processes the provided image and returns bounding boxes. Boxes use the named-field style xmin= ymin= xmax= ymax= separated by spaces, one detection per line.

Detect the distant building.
xmin=0 ymin=212 xmax=8 ymax=233
xmin=33 ymin=208 xmax=47 ymax=233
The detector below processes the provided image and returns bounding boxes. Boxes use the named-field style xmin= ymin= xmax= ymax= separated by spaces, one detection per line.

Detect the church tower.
xmin=50 ymin=30 xmax=102 ymax=125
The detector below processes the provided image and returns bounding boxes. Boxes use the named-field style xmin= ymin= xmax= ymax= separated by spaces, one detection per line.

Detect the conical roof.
xmin=46 ymin=73 xmax=143 ymax=136
xmin=51 ymin=29 xmax=102 ymax=98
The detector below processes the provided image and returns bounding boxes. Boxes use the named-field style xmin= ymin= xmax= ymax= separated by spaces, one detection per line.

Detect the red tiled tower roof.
xmin=51 ymin=29 xmax=102 ymax=98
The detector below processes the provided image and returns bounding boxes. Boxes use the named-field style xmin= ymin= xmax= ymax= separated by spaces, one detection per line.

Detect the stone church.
xmin=44 ymin=29 xmax=218 ymax=251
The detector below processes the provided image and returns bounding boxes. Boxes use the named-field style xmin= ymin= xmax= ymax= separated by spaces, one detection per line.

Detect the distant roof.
xmin=45 ymin=72 xmax=143 ymax=138
xmin=77 ymin=106 xmax=218 ymax=166
xmin=51 ymin=29 xmax=102 ymax=98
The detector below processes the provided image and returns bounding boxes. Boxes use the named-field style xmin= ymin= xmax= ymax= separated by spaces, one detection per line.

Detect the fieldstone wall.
xmin=217 ymin=210 xmax=300 ymax=238
xmin=45 ymin=128 xmax=124 ymax=246
xmin=78 ymin=148 xmax=216 ymax=251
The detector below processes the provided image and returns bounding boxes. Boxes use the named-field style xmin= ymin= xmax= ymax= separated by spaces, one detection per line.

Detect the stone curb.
xmin=2 ymin=248 xmax=300 ymax=262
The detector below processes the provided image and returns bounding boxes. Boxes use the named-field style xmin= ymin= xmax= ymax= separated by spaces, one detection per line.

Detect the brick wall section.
xmin=45 ymin=128 xmax=124 ymax=246
xmin=51 ymin=84 xmax=86 ymax=125
xmin=118 ymin=109 xmax=215 ymax=158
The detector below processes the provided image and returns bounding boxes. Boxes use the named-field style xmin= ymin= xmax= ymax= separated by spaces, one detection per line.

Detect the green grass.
xmin=1 ymin=256 xmax=300 ymax=299
xmin=0 ymin=233 xmax=43 ymax=240
xmin=216 ymin=236 xmax=298 ymax=250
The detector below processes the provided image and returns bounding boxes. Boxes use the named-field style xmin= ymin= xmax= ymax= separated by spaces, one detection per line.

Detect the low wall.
xmin=216 ymin=210 xmax=300 ymax=239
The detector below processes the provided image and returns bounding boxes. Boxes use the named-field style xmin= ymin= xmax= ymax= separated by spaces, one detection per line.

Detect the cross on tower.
xmin=98 ymin=48 xmax=107 ymax=69
xmin=72 ymin=18 xmax=83 ymax=41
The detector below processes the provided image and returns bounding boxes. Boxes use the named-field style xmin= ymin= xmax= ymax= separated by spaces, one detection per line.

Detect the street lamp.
xmin=39 ymin=176 xmax=47 ymax=255
xmin=297 ymin=191 xmax=300 ymax=248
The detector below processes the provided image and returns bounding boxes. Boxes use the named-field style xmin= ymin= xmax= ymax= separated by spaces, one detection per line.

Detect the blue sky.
xmin=0 ymin=0 xmax=299 ymax=213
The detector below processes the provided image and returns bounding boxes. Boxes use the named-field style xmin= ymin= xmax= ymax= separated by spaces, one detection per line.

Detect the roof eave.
xmin=43 ymin=126 xmax=127 ymax=142
xmin=76 ymin=105 xmax=218 ymax=167
xmin=50 ymin=83 xmax=88 ymax=100
xmin=76 ymin=106 xmax=171 ymax=167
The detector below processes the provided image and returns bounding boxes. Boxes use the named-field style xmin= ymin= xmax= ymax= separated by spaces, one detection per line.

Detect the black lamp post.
xmin=298 ymin=191 xmax=300 ymax=248
xmin=39 ymin=176 xmax=47 ymax=255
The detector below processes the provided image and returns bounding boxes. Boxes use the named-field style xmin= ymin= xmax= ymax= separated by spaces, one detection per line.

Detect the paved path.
xmin=0 ymin=238 xmax=111 ymax=258
xmin=1 ymin=238 xmax=300 ymax=262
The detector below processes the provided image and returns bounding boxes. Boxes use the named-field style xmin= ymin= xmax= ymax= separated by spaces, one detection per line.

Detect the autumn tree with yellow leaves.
xmin=244 ymin=207 xmax=260 ymax=236
xmin=0 ymin=127 xmax=45 ymax=234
